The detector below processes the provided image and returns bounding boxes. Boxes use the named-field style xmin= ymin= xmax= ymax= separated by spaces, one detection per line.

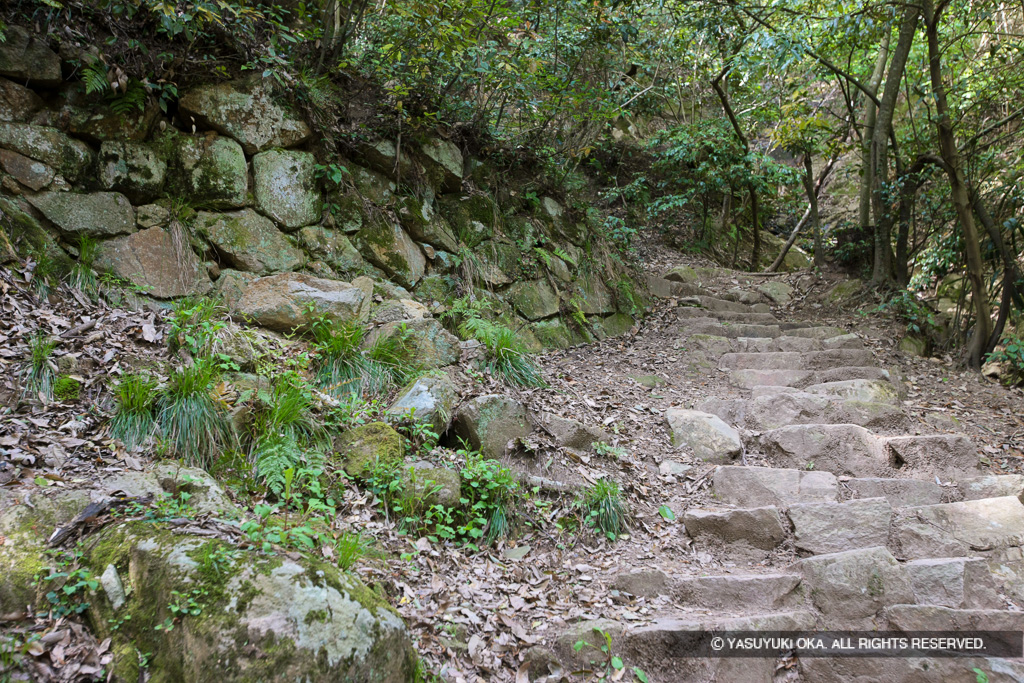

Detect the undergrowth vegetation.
xmin=442 ymin=296 xmax=546 ymax=388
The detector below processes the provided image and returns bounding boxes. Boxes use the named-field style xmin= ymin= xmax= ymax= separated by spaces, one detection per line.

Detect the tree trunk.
xmin=858 ymin=30 xmax=891 ymax=235
xmin=923 ymin=0 xmax=991 ymax=367
xmin=870 ymin=9 xmax=919 ymax=285
xmin=803 ymin=153 xmax=823 ymax=267
xmin=712 ymin=67 xmax=759 ymax=269
xmin=972 ymin=191 xmax=1018 ymax=354
xmin=767 ymin=150 xmax=840 ymax=272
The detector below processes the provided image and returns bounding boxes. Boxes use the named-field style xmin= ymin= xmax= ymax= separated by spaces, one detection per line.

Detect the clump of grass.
xmin=109 ymin=373 xmax=159 ymax=448
xmin=336 ymin=531 xmax=373 ymax=570
xmin=22 ymin=333 xmax=57 ymax=400
xmin=482 ymin=326 xmax=546 ymax=388
xmin=310 ymin=319 xmax=417 ymax=397
xmin=66 ymin=236 xmax=99 ymax=299
xmin=157 ymin=360 xmax=232 ymax=468
xmin=168 ymin=296 xmax=226 ymax=356
xmin=577 ymin=478 xmax=627 ymax=541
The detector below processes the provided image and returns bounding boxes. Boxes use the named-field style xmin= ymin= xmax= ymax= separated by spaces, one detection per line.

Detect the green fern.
xmin=82 ymin=63 xmax=109 ymax=96
xmin=552 ymin=246 xmax=576 ymax=267
xmin=108 ymin=81 xmax=147 ymax=114
xmin=533 ymin=247 xmax=552 ymax=268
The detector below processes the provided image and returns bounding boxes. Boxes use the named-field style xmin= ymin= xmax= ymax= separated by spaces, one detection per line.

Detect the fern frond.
xmin=83 ymin=63 xmax=109 ymax=96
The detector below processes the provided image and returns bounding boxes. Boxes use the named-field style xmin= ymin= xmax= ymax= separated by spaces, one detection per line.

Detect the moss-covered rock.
xmin=297 ymin=225 xmax=366 ymax=275
xmin=28 ymin=191 xmax=135 ymax=238
xmin=334 ymin=422 xmax=404 ymax=479
xmin=531 ymin=317 xmax=592 ymax=349
xmin=83 ymin=521 xmax=414 ymax=682
xmin=68 ymin=102 xmax=162 ymax=145
xmin=454 ymin=394 xmax=533 ymax=459
xmin=476 ymin=239 xmax=521 ymax=285
xmin=167 ymin=133 xmax=248 ymax=209
xmin=369 ymin=318 xmax=459 ymax=370
xmin=399 ymin=462 xmax=461 ymax=508
xmin=436 ymin=194 xmax=496 ymax=248
xmin=664 ymin=265 xmax=699 ymax=284
xmin=0 ymin=122 xmax=93 ymax=183
xmin=0 ymin=195 xmax=72 ymax=271
xmin=355 ymin=217 xmax=426 ymax=288
xmin=506 ymin=279 xmax=559 ymax=321
xmin=252 ymin=149 xmax=320 ymax=230
xmin=825 ymin=279 xmax=863 ymax=305
xmin=232 ymin=272 xmax=371 ymax=332
xmin=348 ymin=163 xmax=396 ymax=204
xmin=196 ymin=209 xmax=304 ymax=274
xmin=396 ymin=195 xmax=459 ymax=253
xmin=577 ymin=274 xmax=615 ymax=315
xmin=97 ymin=141 xmax=168 ymax=204
xmin=0 ymin=26 xmax=62 ymax=87
xmin=601 ymin=312 xmax=635 ymax=338
xmin=418 ymin=137 xmax=464 ymax=192
xmin=178 ymin=75 xmax=311 ymax=155
xmin=503 ymin=215 xmax=539 ymax=251
xmin=0 ymin=147 xmax=54 ymax=191
xmin=0 ymin=78 xmax=44 ymax=124
xmin=388 ymin=374 xmax=458 ymax=434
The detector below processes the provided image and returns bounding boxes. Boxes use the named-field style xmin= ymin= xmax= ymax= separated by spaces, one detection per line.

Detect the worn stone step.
xmin=759 ymin=424 xmax=980 ymax=479
xmin=679 ymin=295 xmax=761 ymax=313
xmin=682 ymin=321 xmax=782 ymax=339
xmin=645 ymin=275 xmax=705 ymax=299
xmin=887 ymin=604 xmax=1024 ymax=631
xmin=958 ymin=474 xmax=1024 ymax=503
xmin=676 ymin=307 xmax=779 ymax=324
xmin=891 ymin=496 xmax=1024 ymax=559
xmin=720 ymin=288 xmax=765 ymax=305
xmin=844 ymin=477 xmax=945 ymax=507
xmin=802 ymin=655 xmax=1024 ymax=682
xmin=783 ymin=325 xmax=849 ymax=339
xmin=682 ymin=506 xmax=788 ymax=558
xmin=730 ymin=365 xmax=891 ymax=389
xmin=719 ymin=348 xmax=875 ymax=372
xmin=796 ymin=546 xmax=913 ymax=628
xmin=804 ymin=378 xmax=899 ymax=404
xmin=735 ymin=334 xmax=862 ymax=353
xmin=701 ymin=391 xmax=907 ymax=431
xmin=674 ymin=573 xmax=805 ymax=611
xmin=788 ymin=497 xmax=892 ymax=555
xmin=904 ymin=557 xmax=1004 ymax=609
xmin=713 ymin=465 xmax=838 ymax=507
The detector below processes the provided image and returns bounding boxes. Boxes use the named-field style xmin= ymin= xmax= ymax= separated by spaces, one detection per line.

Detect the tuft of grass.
xmin=110 ymin=373 xmax=159 ymax=449
xmin=168 ymin=296 xmax=226 ymax=356
xmin=22 ymin=333 xmax=57 ymax=400
xmin=483 ymin=326 xmax=546 ymax=388
xmin=336 ymin=531 xmax=373 ymax=571
xmin=310 ymin=319 xmax=417 ymax=397
xmin=157 ymin=360 xmax=232 ymax=468
xmin=577 ymin=478 xmax=627 ymax=541
xmin=66 ymin=236 xmax=99 ymax=299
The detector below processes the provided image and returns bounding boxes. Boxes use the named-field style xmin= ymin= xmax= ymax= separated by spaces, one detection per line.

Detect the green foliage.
xmin=442 ymin=297 xmax=545 ymax=388
xmin=310 ymin=318 xmax=417 ymax=397
xmin=168 ymin=296 xmax=227 ymax=357
xmin=336 ymin=531 xmax=373 ymax=571
xmin=156 ymin=360 xmax=232 ymax=467
xmin=67 ymin=235 xmax=99 ymax=300
xmin=876 ymin=291 xmax=938 ymax=336
xmin=577 ymin=478 xmax=626 ymax=541
xmin=110 ymin=373 xmax=159 ymax=448
xmin=989 ymin=333 xmax=1024 ymax=385
xmin=34 ymin=546 xmax=98 ymax=618
xmin=22 ymin=333 xmax=57 ymax=401
xmin=593 ymin=442 xmax=627 ymax=459
xmin=573 ymin=627 xmax=648 ymax=682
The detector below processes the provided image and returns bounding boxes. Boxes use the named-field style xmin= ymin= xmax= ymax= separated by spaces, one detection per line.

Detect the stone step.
xmin=788 ymin=497 xmax=892 ymax=555
xmin=700 ymin=391 xmax=907 ymax=431
xmin=844 ymin=477 xmax=945 ymax=507
xmin=903 ymin=557 xmax=1005 ymax=609
xmin=681 ymin=320 xmax=782 ymax=339
xmin=803 ymin=378 xmax=899 ymax=404
xmin=674 ymin=573 xmax=805 ymax=611
xmin=891 ymin=496 xmax=1024 ymax=559
xmin=719 ymin=349 xmax=876 ymax=372
xmin=682 ymin=506 xmax=789 ymax=559
xmin=680 ymin=295 xmax=764 ymax=314
xmin=645 ymin=274 xmax=705 ymax=299
xmin=730 ymin=365 xmax=891 ymax=389
xmin=958 ymin=474 xmax=1024 ymax=503
xmin=735 ymin=334 xmax=862 ymax=353
xmin=676 ymin=307 xmax=779 ymax=324
xmin=759 ymin=424 xmax=980 ymax=479
xmin=713 ymin=465 xmax=839 ymax=507
xmin=719 ymin=288 xmax=765 ymax=305
xmin=887 ymin=604 xmax=1024 ymax=631
xmin=783 ymin=325 xmax=849 ymax=339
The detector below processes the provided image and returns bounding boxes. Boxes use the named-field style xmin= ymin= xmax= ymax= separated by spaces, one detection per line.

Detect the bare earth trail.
xmin=405 ymin=251 xmax=1024 ymax=682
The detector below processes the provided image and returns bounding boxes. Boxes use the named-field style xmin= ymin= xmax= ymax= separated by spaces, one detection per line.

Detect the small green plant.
xmin=593 ymin=442 xmax=627 ymax=459
xmin=67 ymin=235 xmax=99 ymax=299
xmin=573 ymin=627 xmax=648 ymax=682
xmin=168 ymin=296 xmax=227 ymax=356
xmin=336 ymin=531 xmax=372 ymax=570
xmin=442 ymin=298 xmax=545 ymax=388
xmin=989 ymin=333 xmax=1024 ymax=385
xmin=156 ymin=360 xmax=232 ymax=467
xmin=22 ymin=333 xmax=57 ymax=400
xmin=458 ymin=447 xmax=519 ymax=547
xmin=110 ymin=373 xmax=159 ymax=448
xmin=577 ymin=478 xmax=627 ymax=541
xmin=310 ymin=318 xmax=417 ymax=397
xmin=53 ymin=375 xmax=81 ymax=401
xmin=34 ymin=546 xmax=98 ymax=618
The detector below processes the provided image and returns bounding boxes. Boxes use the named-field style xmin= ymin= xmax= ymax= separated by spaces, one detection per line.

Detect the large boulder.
xmin=97 ymin=141 xmax=167 ymax=203
xmin=0 ymin=196 xmax=71 ymax=270
xmin=252 ymin=149 xmax=320 ymax=230
xmin=85 ymin=521 xmax=414 ymax=682
xmin=169 ymin=134 xmax=248 ymax=209
xmin=95 ymin=226 xmax=211 ymax=298
xmin=355 ymin=219 xmax=426 ymax=288
xmin=178 ymin=75 xmax=311 ymax=154
xmin=334 ymin=422 xmax=404 ymax=479
xmin=297 ymin=226 xmax=366 ymax=275
xmin=664 ymin=408 xmax=742 ymax=464
xmin=234 ymin=272 xmax=371 ymax=332
xmin=28 ymin=191 xmax=135 ymax=237
xmin=195 ymin=209 xmax=304 ymax=274
xmin=579 ymin=275 xmax=615 ymax=315
xmin=454 ymin=395 xmax=533 ymax=459
xmin=0 ymin=27 xmax=61 ymax=87
xmin=0 ymin=78 xmax=45 ymax=123
xmin=68 ymin=103 xmax=162 ymax=144
xmin=0 ymin=122 xmax=93 ymax=182
xmin=389 ymin=374 xmax=459 ymax=435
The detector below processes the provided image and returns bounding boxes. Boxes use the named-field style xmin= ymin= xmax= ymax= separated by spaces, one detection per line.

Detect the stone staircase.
xmin=557 ymin=273 xmax=1024 ymax=682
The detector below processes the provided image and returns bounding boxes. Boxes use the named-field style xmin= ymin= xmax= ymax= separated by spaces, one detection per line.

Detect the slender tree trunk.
xmin=923 ymin=0 xmax=991 ymax=367
xmin=858 ymin=30 xmax=892 ymax=234
xmin=803 ymin=153 xmax=823 ymax=267
xmin=767 ymin=149 xmax=840 ymax=272
xmin=870 ymin=9 xmax=919 ymax=285
xmin=712 ymin=69 xmax=759 ymax=269
xmin=972 ymin=191 xmax=1018 ymax=354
